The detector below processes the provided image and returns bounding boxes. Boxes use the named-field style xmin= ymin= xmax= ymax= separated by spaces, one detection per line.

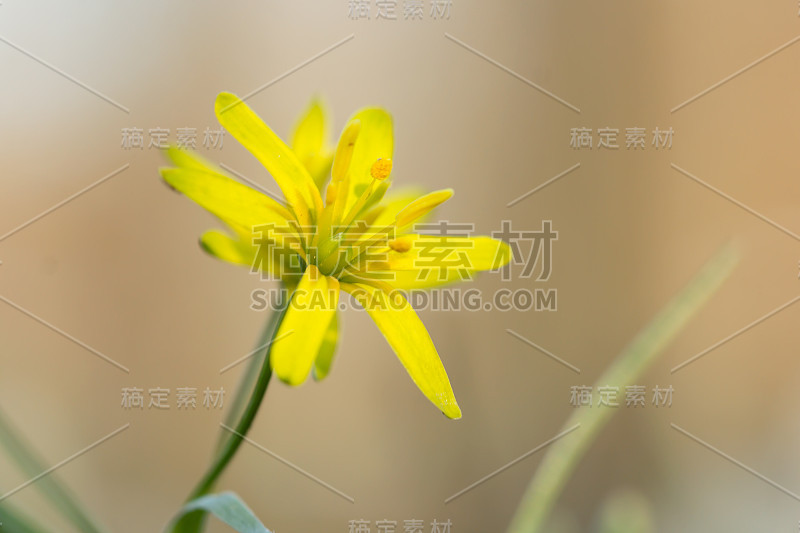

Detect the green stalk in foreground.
xmin=0 ymin=409 xmax=109 ymax=533
xmin=506 ymin=245 xmax=738 ymax=533
xmin=215 ymin=303 xmax=287 ymax=456
xmin=0 ymin=501 xmax=49 ymax=533
xmin=171 ymin=303 xmax=288 ymax=533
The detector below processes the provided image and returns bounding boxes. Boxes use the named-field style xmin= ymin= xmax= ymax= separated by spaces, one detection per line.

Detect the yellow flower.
xmin=160 ymin=93 xmax=511 ymax=419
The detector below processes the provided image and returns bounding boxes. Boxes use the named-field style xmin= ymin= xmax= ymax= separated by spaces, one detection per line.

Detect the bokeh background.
xmin=2 ymin=1 xmax=800 ymax=531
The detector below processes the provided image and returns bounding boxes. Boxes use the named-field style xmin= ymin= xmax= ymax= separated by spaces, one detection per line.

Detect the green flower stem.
xmin=215 ymin=305 xmax=286 ymax=455
xmin=172 ymin=297 xmax=289 ymax=533
xmin=506 ymin=245 xmax=738 ymax=533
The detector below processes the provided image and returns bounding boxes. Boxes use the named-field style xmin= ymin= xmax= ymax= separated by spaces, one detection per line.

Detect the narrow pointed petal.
xmin=383 ymin=269 xmax=478 ymax=290
xmin=363 ymin=187 xmax=426 ymax=228
xmin=292 ymin=98 xmax=333 ymax=189
xmin=271 ymin=266 xmax=340 ymax=385
xmin=200 ymin=229 xmax=305 ymax=281
xmin=165 ymin=145 xmax=224 ymax=173
xmin=384 ymin=235 xmax=511 ymax=272
xmin=328 ymin=119 xmax=362 ymax=227
xmin=343 ymin=235 xmax=511 ymax=289
xmin=340 ymin=109 xmax=393 ymax=213
xmin=340 ymin=189 xmax=454 ymax=266
xmin=331 ymin=119 xmax=361 ymax=184
xmin=200 ymin=230 xmax=256 ymax=267
xmin=341 ymin=282 xmax=461 ymax=419
xmin=340 ymin=268 xmax=477 ymax=290
xmin=395 ymin=189 xmax=454 ymax=231
xmin=160 ymin=167 xmax=294 ymax=231
xmin=215 ymin=92 xmax=322 ymax=226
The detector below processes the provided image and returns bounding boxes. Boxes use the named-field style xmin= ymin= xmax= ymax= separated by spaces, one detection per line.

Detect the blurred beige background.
xmin=2 ymin=1 xmax=800 ymax=531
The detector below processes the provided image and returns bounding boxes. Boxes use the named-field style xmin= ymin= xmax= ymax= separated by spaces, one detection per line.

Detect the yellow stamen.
xmin=337 ymin=158 xmax=392 ymax=231
xmin=332 ymin=120 xmax=361 ymax=183
xmin=370 ymin=158 xmax=393 ymax=181
xmin=327 ymin=120 xmax=361 ymax=231
xmin=325 ymin=182 xmax=337 ymax=205
xmin=389 ymin=237 xmax=412 ymax=253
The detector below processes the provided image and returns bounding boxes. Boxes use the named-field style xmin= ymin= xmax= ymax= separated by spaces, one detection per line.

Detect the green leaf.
xmin=596 ymin=489 xmax=655 ymax=533
xmin=169 ymin=492 xmax=272 ymax=533
xmin=506 ymin=244 xmax=738 ymax=533
xmin=0 ymin=408 xmax=108 ymax=533
xmin=0 ymin=502 xmax=49 ymax=532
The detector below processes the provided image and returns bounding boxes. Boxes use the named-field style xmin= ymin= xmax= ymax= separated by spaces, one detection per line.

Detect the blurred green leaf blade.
xmin=170 ymin=492 xmax=272 ymax=533
xmin=0 ymin=408 xmax=108 ymax=533
xmin=507 ymin=244 xmax=738 ymax=533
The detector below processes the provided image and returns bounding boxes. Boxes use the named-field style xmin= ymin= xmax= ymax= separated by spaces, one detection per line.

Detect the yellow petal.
xmin=341 ymin=282 xmax=461 ymax=419
xmin=341 ymin=235 xmax=511 ymax=289
xmin=331 ymin=119 xmax=361 ymax=183
xmin=271 ymin=266 xmax=340 ymax=385
xmin=312 ymin=313 xmax=339 ymax=381
xmin=384 ymin=269 xmax=478 ymax=290
xmin=200 ymin=230 xmax=305 ymax=284
xmin=337 ymin=189 xmax=454 ymax=269
xmin=395 ymin=189 xmax=454 ymax=231
xmin=200 ymin=229 xmax=256 ymax=267
xmin=363 ymin=187 xmax=426 ymax=229
xmin=292 ymin=98 xmax=333 ymax=190
xmin=165 ymin=146 xmax=224 ymax=174
xmin=160 ymin=167 xmax=295 ymax=232
xmin=340 ymin=268 xmax=476 ymax=290
xmin=215 ymin=92 xmax=322 ymax=227
xmin=340 ymin=109 xmax=393 ymax=214
xmin=382 ymin=235 xmax=510 ymax=272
